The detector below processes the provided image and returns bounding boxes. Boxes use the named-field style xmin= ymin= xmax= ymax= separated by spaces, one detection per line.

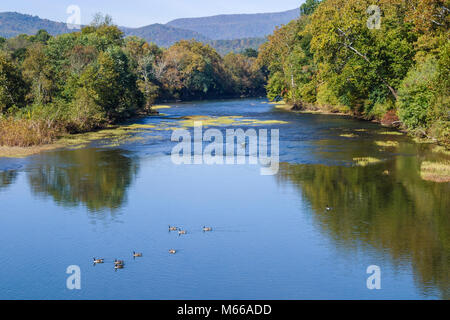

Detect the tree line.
xmin=257 ymin=0 xmax=449 ymax=145
xmin=0 ymin=14 xmax=265 ymax=146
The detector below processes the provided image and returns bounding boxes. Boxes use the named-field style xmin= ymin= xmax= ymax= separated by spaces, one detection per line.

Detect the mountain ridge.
xmin=0 ymin=9 xmax=300 ymax=52
xmin=166 ymin=8 xmax=299 ymax=40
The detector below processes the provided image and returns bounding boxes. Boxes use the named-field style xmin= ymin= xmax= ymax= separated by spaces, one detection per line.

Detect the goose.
xmin=178 ymin=230 xmax=187 ymax=235
xmin=169 ymin=249 xmax=177 ymax=254
xmin=114 ymin=259 xmax=125 ymax=265
xmin=168 ymin=225 xmax=178 ymax=231
xmin=93 ymin=258 xmax=104 ymax=264
xmin=114 ymin=264 xmax=124 ymax=270
xmin=133 ymin=251 xmax=142 ymax=257
xmin=326 ymin=205 xmax=332 ymax=211
xmin=202 ymin=226 xmax=213 ymax=232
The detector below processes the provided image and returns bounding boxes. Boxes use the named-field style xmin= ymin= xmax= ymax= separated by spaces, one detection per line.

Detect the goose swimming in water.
xmin=202 ymin=226 xmax=213 ymax=232
xmin=169 ymin=249 xmax=176 ymax=254
xmin=93 ymin=258 xmax=104 ymax=264
xmin=168 ymin=225 xmax=178 ymax=231
xmin=133 ymin=251 xmax=142 ymax=257
xmin=114 ymin=259 xmax=124 ymax=266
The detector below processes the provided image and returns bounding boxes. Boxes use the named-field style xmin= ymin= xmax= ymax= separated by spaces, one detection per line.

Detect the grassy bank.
xmin=273 ymin=100 xmax=450 ymax=148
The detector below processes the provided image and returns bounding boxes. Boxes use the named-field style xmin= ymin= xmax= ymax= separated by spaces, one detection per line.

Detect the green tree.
xmin=125 ymin=37 xmax=162 ymax=109
xmin=81 ymin=47 xmax=143 ymax=121
xmin=0 ymin=52 xmax=27 ymax=112
xmin=224 ymin=52 xmax=265 ymax=96
xmin=300 ymin=0 xmax=321 ymax=16
xmin=22 ymin=43 xmax=54 ymax=104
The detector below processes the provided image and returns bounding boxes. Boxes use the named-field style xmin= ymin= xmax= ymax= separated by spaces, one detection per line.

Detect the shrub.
xmin=397 ymin=56 xmax=438 ymax=130
xmin=0 ymin=116 xmax=62 ymax=147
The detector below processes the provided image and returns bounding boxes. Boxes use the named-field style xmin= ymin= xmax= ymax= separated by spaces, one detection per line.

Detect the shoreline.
xmin=271 ymin=101 xmax=444 ymax=144
xmin=1 ymin=100 xmax=448 ymax=159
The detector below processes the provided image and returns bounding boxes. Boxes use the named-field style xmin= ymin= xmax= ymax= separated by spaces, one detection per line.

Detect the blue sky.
xmin=0 ymin=0 xmax=303 ymax=27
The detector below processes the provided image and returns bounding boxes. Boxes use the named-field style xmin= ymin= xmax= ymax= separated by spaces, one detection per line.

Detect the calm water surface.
xmin=0 ymin=99 xmax=449 ymax=299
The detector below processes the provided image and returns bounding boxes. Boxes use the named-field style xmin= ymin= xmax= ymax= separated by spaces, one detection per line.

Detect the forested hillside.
xmin=121 ymin=24 xmax=209 ymax=48
xmin=258 ymin=0 xmax=449 ymax=145
xmin=0 ymin=12 xmax=72 ymax=38
xmin=0 ymin=10 xmax=296 ymax=53
xmin=166 ymin=9 xmax=299 ymax=40
xmin=205 ymin=38 xmax=267 ymax=55
xmin=0 ymin=16 xmax=266 ymax=147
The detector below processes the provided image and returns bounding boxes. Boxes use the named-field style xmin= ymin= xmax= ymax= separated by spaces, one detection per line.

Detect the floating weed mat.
xmin=378 ymin=131 xmax=404 ymax=136
xmin=432 ymin=145 xmax=450 ymax=156
xmin=375 ymin=141 xmax=399 ymax=147
xmin=58 ymin=123 xmax=157 ymax=148
xmin=420 ymin=161 xmax=450 ymax=183
xmin=152 ymin=105 xmax=172 ymax=110
xmin=159 ymin=115 xmax=289 ymax=128
xmin=340 ymin=133 xmax=357 ymax=138
xmin=412 ymin=137 xmax=434 ymax=144
xmin=353 ymin=157 xmax=382 ymax=166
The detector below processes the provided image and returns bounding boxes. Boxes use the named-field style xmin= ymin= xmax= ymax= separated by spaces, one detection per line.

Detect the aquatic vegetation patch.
xmin=431 ymin=145 xmax=450 ymax=156
xmin=353 ymin=157 xmax=382 ymax=166
xmin=375 ymin=141 xmax=399 ymax=147
xmin=152 ymin=105 xmax=172 ymax=110
xmin=412 ymin=137 xmax=434 ymax=144
xmin=241 ymin=119 xmax=289 ymax=125
xmin=58 ymin=123 xmax=157 ymax=148
xmin=340 ymin=133 xmax=357 ymax=138
xmin=174 ymin=115 xmax=289 ymax=128
xmin=420 ymin=161 xmax=450 ymax=183
xmin=378 ymin=131 xmax=403 ymax=136
xmin=125 ymin=124 xmax=156 ymax=130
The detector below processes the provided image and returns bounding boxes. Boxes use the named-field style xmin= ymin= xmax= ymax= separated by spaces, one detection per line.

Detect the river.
xmin=0 ymin=98 xmax=448 ymax=299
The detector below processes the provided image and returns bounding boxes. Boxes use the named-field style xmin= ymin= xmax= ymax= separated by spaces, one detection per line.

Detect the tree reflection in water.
xmin=277 ymin=158 xmax=450 ymax=299
xmin=0 ymin=169 xmax=18 ymax=191
xmin=27 ymin=148 xmax=139 ymax=213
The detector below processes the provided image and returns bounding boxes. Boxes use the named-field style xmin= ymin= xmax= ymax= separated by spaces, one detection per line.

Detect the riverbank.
xmin=271 ymin=101 xmax=450 ymax=146
xmin=0 ymin=106 xmax=164 ymax=158
xmin=2 ymin=99 xmax=449 ymax=184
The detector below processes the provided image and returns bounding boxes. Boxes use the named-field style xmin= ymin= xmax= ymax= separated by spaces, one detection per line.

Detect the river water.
xmin=0 ymin=99 xmax=448 ymax=299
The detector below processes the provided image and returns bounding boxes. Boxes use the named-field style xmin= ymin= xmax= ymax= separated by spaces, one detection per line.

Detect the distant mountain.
xmin=0 ymin=12 xmax=72 ymax=38
xmin=0 ymin=10 xmax=297 ymax=53
xmin=166 ymin=9 xmax=299 ymax=40
xmin=122 ymin=24 xmax=210 ymax=47
xmin=205 ymin=38 xmax=267 ymax=55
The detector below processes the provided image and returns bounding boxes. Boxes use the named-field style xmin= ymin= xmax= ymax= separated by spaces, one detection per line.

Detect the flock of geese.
xmin=92 ymin=225 xmax=213 ymax=270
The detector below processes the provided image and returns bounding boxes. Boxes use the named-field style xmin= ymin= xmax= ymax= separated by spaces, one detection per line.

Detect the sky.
xmin=0 ymin=0 xmax=303 ymax=28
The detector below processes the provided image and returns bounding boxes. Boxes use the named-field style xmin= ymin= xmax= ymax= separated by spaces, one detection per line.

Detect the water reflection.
xmin=27 ymin=148 xmax=139 ymax=213
xmin=277 ymin=160 xmax=450 ymax=299
xmin=0 ymin=169 xmax=18 ymax=191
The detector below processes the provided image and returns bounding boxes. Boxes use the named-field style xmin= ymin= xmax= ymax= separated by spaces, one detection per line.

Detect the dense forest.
xmin=0 ymin=15 xmax=265 ymax=146
xmin=0 ymin=11 xmax=274 ymax=53
xmin=258 ymin=0 xmax=449 ymax=145
xmin=166 ymin=8 xmax=299 ymax=40
xmin=1 ymin=1 xmax=449 ymax=148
